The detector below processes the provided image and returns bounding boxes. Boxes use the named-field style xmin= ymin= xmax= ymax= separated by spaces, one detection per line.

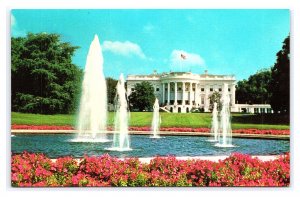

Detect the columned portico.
xmin=127 ymin=71 xmax=244 ymax=113
xmin=189 ymin=82 xmax=192 ymax=106
xmin=174 ymin=82 xmax=178 ymax=105
xmin=167 ymin=82 xmax=170 ymax=105
xmin=231 ymin=84 xmax=236 ymax=106
xmin=162 ymin=83 xmax=165 ymax=105
xmin=195 ymin=83 xmax=199 ymax=106
xmin=182 ymin=82 xmax=185 ymax=106
xmin=204 ymin=84 xmax=209 ymax=112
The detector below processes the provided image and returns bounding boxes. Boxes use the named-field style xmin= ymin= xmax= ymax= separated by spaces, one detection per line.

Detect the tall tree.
xmin=128 ymin=82 xmax=155 ymax=111
xmin=106 ymin=77 xmax=118 ymax=104
xmin=269 ymin=35 xmax=290 ymax=113
xmin=236 ymin=69 xmax=272 ymax=105
xmin=208 ymin=91 xmax=222 ymax=111
xmin=11 ymin=33 xmax=82 ymax=114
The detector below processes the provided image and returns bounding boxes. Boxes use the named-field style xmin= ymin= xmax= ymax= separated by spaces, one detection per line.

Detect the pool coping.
xmin=48 ymin=155 xmax=282 ymax=163
xmin=11 ymin=130 xmax=289 ymax=140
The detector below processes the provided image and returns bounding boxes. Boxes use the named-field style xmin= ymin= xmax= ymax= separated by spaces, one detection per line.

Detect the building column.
xmin=231 ymin=84 xmax=236 ymax=106
xmin=182 ymin=82 xmax=185 ymax=106
xmin=204 ymin=85 xmax=209 ymax=112
xmin=195 ymin=83 xmax=199 ymax=106
xmin=189 ymin=82 xmax=192 ymax=106
xmin=167 ymin=82 xmax=170 ymax=105
xmin=162 ymin=83 xmax=165 ymax=105
xmin=174 ymin=82 xmax=177 ymax=105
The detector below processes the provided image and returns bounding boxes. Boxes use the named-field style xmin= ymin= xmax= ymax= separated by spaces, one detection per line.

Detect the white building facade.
xmin=126 ymin=71 xmax=272 ymax=113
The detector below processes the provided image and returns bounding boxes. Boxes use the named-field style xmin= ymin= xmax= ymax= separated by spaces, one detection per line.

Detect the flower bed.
xmin=11 ymin=125 xmax=74 ymax=130
xmin=11 ymin=124 xmax=290 ymax=135
xmin=11 ymin=152 xmax=290 ymax=187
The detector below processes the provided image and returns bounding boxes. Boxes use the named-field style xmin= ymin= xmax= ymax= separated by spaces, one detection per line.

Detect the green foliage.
xmin=236 ymin=35 xmax=290 ymax=115
xmin=11 ymin=33 xmax=83 ymax=114
xmin=128 ymin=81 xmax=155 ymax=111
xmin=236 ymin=69 xmax=272 ymax=105
xmin=208 ymin=91 xmax=222 ymax=111
xmin=106 ymin=77 xmax=118 ymax=104
xmin=269 ymin=35 xmax=290 ymax=113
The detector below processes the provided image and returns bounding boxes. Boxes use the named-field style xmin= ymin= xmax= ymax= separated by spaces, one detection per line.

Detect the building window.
xmin=219 ymin=88 xmax=222 ymax=92
xmin=178 ymin=87 xmax=182 ymax=91
xmin=201 ymin=97 xmax=204 ymax=105
xmin=131 ymin=88 xmax=134 ymax=91
xmin=156 ymin=88 xmax=159 ymax=91
xmin=228 ymin=88 xmax=231 ymax=92
xmin=201 ymin=88 xmax=205 ymax=92
xmin=171 ymin=88 xmax=174 ymax=91
xmin=210 ymin=88 xmax=213 ymax=92
xmin=193 ymin=88 xmax=195 ymax=91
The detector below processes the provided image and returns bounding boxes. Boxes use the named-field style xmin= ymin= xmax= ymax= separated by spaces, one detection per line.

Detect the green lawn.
xmin=11 ymin=112 xmax=290 ymax=130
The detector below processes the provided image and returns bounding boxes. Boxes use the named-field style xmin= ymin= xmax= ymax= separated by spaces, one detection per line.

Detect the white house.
xmin=126 ymin=70 xmax=272 ymax=113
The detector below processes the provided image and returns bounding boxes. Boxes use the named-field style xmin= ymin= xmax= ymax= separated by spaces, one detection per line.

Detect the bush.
xmin=11 ymin=152 xmax=290 ymax=187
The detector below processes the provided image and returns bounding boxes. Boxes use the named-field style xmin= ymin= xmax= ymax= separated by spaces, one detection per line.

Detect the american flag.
xmin=180 ymin=53 xmax=186 ymax=59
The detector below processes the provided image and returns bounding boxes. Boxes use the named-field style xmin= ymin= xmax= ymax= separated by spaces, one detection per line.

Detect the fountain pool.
xmin=11 ymin=134 xmax=289 ymax=159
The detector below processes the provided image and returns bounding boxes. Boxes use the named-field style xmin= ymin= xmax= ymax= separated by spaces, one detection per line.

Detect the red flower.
xmin=11 ymin=152 xmax=290 ymax=187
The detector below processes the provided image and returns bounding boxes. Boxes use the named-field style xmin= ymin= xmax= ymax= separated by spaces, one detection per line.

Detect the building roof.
xmin=127 ymin=71 xmax=235 ymax=81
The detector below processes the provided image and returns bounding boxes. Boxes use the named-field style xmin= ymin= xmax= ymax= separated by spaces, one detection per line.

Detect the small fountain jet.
xmin=150 ymin=98 xmax=161 ymax=138
xmin=215 ymin=83 xmax=234 ymax=147
xmin=207 ymin=102 xmax=219 ymax=142
xmin=108 ymin=73 xmax=131 ymax=151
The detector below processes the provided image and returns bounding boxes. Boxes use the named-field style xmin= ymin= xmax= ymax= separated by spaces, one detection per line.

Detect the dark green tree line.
xmin=268 ymin=35 xmax=290 ymax=113
xmin=236 ymin=35 xmax=289 ymax=114
xmin=236 ymin=69 xmax=272 ymax=105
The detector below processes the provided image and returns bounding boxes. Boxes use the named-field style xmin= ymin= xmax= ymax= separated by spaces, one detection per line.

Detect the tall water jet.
xmin=207 ymin=102 xmax=219 ymax=142
xmin=75 ymin=35 xmax=109 ymax=142
xmin=150 ymin=98 xmax=161 ymax=138
xmin=108 ymin=73 xmax=131 ymax=151
xmin=215 ymin=83 xmax=234 ymax=147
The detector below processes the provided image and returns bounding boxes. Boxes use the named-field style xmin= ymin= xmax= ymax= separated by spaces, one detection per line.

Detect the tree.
xmin=208 ymin=91 xmax=222 ymax=111
xmin=128 ymin=82 xmax=155 ymax=111
xmin=11 ymin=33 xmax=82 ymax=114
xmin=106 ymin=77 xmax=118 ymax=104
xmin=269 ymin=35 xmax=290 ymax=113
xmin=236 ymin=69 xmax=272 ymax=104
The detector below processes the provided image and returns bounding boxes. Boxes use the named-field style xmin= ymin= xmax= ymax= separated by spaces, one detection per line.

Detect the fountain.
xmin=215 ymin=83 xmax=234 ymax=147
xmin=207 ymin=102 xmax=219 ymax=142
xmin=107 ymin=73 xmax=131 ymax=151
xmin=73 ymin=35 xmax=109 ymax=142
xmin=150 ymin=98 xmax=161 ymax=138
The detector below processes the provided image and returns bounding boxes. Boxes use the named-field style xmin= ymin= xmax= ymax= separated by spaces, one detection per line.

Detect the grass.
xmin=11 ymin=112 xmax=290 ymax=130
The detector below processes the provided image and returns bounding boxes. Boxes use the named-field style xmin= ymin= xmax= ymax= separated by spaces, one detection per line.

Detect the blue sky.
xmin=11 ymin=9 xmax=290 ymax=80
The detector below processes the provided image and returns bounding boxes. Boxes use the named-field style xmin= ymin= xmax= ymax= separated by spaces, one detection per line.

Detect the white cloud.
xmin=170 ymin=50 xmax=205 ymax=71
xmin=11 ymin=14 xmax=16 ymax=27
xmin=102 ymin=41 xmax=146 ymax=59
xmin=11 ymin=13 xmax=26 ymax=37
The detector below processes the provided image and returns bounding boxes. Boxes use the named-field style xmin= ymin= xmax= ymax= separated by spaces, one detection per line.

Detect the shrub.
xmin=11 ymin=152 xmax=290 ymax=187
